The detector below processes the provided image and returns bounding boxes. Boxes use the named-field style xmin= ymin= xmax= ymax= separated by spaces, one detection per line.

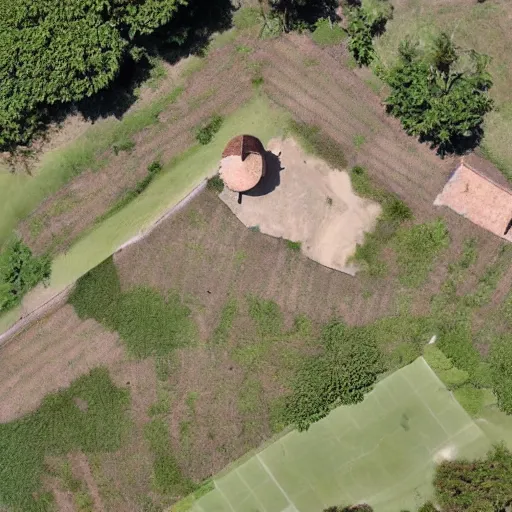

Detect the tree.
xmin=434 ymin=444 xmax=512 ymax=512
xmin=0 ymin=0 xmax=187 ymax=151
xmin=384 ymin=33 xmax=493 ymax=154
xmin=285 ymin=321 xmax=383 ymax=431
xmin=490 ymin=335 xmax=512 ymax=414
xmin=346 ymin=1 xmax=392 ymax=66
xmin=0 ymin=238 xmax=51 ymax=311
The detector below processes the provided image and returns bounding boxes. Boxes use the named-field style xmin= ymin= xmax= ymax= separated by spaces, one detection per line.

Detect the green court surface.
xmin=186 ymin=358 xmax=491 ymax=512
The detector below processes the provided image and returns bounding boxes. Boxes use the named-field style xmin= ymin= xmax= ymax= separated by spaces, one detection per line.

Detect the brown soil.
xmin=0 ymin=304 xmax=124 ymax=423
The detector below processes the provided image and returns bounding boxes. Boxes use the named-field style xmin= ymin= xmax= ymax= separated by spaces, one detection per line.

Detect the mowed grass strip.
xmin=0 ymin=368 xmax=130 ymax=511
xmin=188 ymin=358 xmax=491 ymax=512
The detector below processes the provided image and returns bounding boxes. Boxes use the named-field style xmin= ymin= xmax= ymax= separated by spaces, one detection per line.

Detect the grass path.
xmin=0 ymin=96 xmax=287 ymax=335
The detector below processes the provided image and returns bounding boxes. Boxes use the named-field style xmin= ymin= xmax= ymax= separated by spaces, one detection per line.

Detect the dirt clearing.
xmin=220 ymin=137 xmax=381 ymax=274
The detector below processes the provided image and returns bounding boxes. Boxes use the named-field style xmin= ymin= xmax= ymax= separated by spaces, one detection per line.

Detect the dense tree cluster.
xmin=285 ymin=321 xmax=383 ymax=431
xmin=0 ymin=0 xmax=230 ymax=151
xmin=384 ymin=33 xmax=494 ymax=154
xmin=0 ymin=238 xmax=51 ymax=311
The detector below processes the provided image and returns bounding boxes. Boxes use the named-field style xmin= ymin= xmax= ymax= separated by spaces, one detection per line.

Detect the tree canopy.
xmin=0 ymin=0 xmax=187 ymax=150
xmin=384 ymin=33 xmax=494 ymax=154
xmin=434 ymin=444 xmax=512 ymax=512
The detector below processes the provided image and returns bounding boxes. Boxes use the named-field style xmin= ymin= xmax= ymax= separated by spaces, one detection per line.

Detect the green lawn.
xmin=183 ymin=358 xmax=491 ymax=512
xmin=0 ymin=96 xmax=286 ymax=333
xmin=0 ymin=87 xmax=184 ymax=248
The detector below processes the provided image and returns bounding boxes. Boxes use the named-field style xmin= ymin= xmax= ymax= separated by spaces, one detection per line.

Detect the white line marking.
xmin=215 ymin=482 xmax=237 ymax=512
xmin=236 ymin=467 xmax=269 ymax=512
xmin=256 ymin=453 xmax=299 ymax=512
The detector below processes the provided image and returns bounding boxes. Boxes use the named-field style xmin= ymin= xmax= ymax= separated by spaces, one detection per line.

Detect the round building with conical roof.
xmin=219 ymin=135 xmax=266 ymax=193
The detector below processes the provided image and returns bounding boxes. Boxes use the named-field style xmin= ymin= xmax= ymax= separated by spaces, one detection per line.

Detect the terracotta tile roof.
xmin=434 ymin=160 xmax=512 ymax=241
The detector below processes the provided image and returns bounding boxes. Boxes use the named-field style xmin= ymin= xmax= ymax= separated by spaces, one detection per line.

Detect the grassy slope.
xmin=0 ymin=96 xmax=286 ymax=333
xmin=374 ymin=0 xmax=512 ymax=178
xmin=0 ymin=87 xmax=184 ymax=247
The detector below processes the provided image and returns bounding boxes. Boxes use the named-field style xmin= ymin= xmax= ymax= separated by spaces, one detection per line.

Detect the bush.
xmin=285 ymin=321 xmax=383 ymax=431
xmin=424 ymin=345 xmax=453 ymax=371
xmin=490 ymin=335 xmax=512 ymax=414
xmin=311 ymin=18 xmax=347 ymax=46
xmin=0 ymin=238 xmax=51 ymax=312
xmin=286 ymin=240 xmax=302 ymax=252
xmin=196 ymin=114 xmax=224 ymax=145
xmin=207 ymin=175 xmax=224 ymax=193
xmin=394 ymin=219 xmax=449 ymax=287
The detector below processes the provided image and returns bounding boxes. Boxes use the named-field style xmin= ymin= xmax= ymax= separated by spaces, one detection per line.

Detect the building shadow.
xmin=245 ymin=151 xmax=285 ymax=197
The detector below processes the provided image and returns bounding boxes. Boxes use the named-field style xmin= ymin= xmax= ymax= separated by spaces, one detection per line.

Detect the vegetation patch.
xmin=311 ymin=18 xmax=347 ymax=46
xmin=233 ymin=7 xmax=262 ymax=31
xmin=490 ymin=335 xmax=512 ymax=415
xmin=349 ymin=166 xmax=412 ymax=276
xmin=394 ymin=219 xmax=449 ymax=287
xmin=144 ymin=418 xmax=195 ymax=497
xmin=196 ymin=114 xmax=224 ymax=145
xmin=0 ymin=237 xmax=51 ymax=312
xmin=211 ymin=297 xmax=237 ymax=344
xmin=287 ymin=120 xmax=347 ymax=170
xmin=69 ymin=257 xmax=196 ymax=358
xmin=0 ymin=368 xmax=129 ymax=511
xmin=285 ymin=239 xmax=302 ymax=252
xmin=284 ymin=321 xmax=383 ymax=431
xmin=247 ymin=295 xmax=283 ymax=338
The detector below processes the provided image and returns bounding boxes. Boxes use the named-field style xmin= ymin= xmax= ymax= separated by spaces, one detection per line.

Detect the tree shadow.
xmin=245 ymin=151 xmax=285 ymax=197
xmin=294 ymin=0 xmax=340 ymax=26
xmin=44 ymin=0 xmax=234 ymax=125
xmin=419 ymin=126 xmax=484 ymax=158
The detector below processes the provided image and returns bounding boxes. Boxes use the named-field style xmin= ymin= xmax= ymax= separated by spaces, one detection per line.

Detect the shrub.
xmin=196 ymin=114 xmax=224 ymax=145
xmin=490 ymin=335 xmax=512 ymax=414
xmin=439 ymin=367 xmax=470 ymax=389
xmin=0 ymin=238 xmax=51 ymax=312
xmin=394 ymin=219 xmax=449 ymax=287
xmin=147 ymin=160 xmax=162 ymax=174
xmin=311 ymin=18 xmax=347 ymax=46
xmin=112 ymin=139 xmax=135 ymax=155
xmin=417 ymin=503 xmax=437 ymax=512
xmin=434 ymin=444 xmax=512 ymax=512
xmin=424 ymin=345 xmax=453 ymax=371
xmin=286 ymin=240 xmax=302 ymax=251
xmin=207 ymin=175 xmax=224 ymax=193
xmin=285 ymin=321 xmax=383 ymax=431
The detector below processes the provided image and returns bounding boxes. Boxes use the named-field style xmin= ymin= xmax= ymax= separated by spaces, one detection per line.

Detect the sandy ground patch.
xmin=219 ymin=137 xmax=381 ymax=274
xmin=433 ymin=444 xmax=457 ymax=463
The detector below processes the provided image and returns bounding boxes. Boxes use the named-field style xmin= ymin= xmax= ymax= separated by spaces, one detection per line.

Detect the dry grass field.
xmin=3 ymin=6 xmax=512 ymax=511
xmin=3 ymin=184 xmax=512 ymax=510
